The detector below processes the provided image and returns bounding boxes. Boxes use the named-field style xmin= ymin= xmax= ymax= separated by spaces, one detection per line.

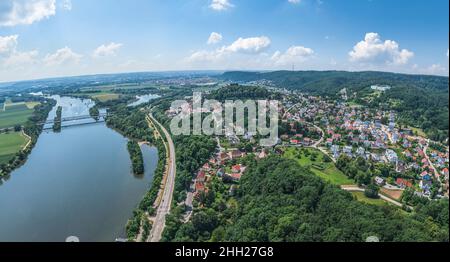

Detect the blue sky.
xmin=0 ymin=0 xmax=448 ymax=82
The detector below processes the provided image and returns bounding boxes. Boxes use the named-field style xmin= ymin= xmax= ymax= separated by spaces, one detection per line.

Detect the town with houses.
xmin=165 ymin=86 xmax=449 ymax=214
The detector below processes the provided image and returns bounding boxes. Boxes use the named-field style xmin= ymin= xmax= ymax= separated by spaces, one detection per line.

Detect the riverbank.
xmin=128 ymin=140 xmax=145 ymax=176
xmin=126 ymin=127 xmax=167 ymax=241
xmin=0 ymin=99 xmax=55 ymax=178
xmin=0 ymin=95 xmax=158 ymax=241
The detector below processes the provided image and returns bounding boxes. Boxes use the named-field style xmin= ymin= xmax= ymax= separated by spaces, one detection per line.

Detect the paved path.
xmin=341 ymin=185 xmax=405 ymax=207
xmin=21 ymin=130 xmax=32 ymax=150
xmin=423 ymin=142 xmax=439 ymax=177
xmin=309 ymin=123 xmax=337 ymax=163
xmin=147 ymin=112 xmax=176 ymax=242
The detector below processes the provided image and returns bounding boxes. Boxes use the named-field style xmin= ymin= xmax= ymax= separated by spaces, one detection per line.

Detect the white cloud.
xmin=0 ymin=35 xmax=39 ymax=68
xmin=187 ymin=36 xmax=271 ymax=63
xmin=61 ymin=0 xmax=72 ymax=11
xmin=447 ymin=49 xmax=449 ymax=59
xmin=93 ymin=42 xmax=123 ymax=58
xmin=0 ymin=0 xmax=56 ymax=27
xmin=3 ymin=50 xmax=38 ymax=67
xmin=349 ymin=32 xmax=414 ymax=65
xmin=44 ymin=47 xmax=82 ymax=66
xmin=271 ymin=45 xmax=314 ymax=66
xmin=288 ymin=0 xmax=301 ymax=4
xmin=222 ymin=36 xmax=271 ymax=54
xmin=207 ymin=32 xmax=223 ymax=45
xmin=408 ymin=63 xmax=448 ymax=76
xmin=186 ymin=50 xmax=224 ymax=63
xmin=209 ymin=0 xmax=234 ymax=11
xmin=0 ymin=35 xmax=18 ymax=54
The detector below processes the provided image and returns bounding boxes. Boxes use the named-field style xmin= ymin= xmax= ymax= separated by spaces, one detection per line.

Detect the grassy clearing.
xmin=407 ymin=126 xmax=427 ymax=138
xmin=25 ymin=102 xmax=41 ymax=109
xmin=351 ymin=192 xmax=387 ymax=206
xmin=283 ymin=147 xmax=354 ymax=185
xmin=0 ymin=132 xmax=28 ymax=164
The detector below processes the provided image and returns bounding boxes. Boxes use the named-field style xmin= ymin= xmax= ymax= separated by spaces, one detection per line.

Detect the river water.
xmin=128 ymin=94 xmax=160 ymax=107
xmin=0 ymin=96 xmax=158 ymax=242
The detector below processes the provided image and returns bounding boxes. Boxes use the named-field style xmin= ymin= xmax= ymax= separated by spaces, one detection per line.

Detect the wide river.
xmin=0 ymin=96 xmax=158 ymax=242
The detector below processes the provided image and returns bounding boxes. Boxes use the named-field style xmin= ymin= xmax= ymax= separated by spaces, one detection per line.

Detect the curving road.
xmin=147 ymin=112 xmax=176 ymax=242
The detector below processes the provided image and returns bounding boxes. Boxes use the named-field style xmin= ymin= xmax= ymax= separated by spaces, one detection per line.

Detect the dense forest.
xmin=149 ymin=100 xmax=218 ymax=205
xmin=163 ymin=156 xmax=448 ymax=242
xmin=127 ymin=140 xmax=144 ymax=176
xmin=220 ymin=71 xmax=449 ymax=139
xmin=208 ymin=84 xmax=274 ymax=101
xmin=89 ymin=106 xmax=100 ymax=120
xmin=52 ymin=106 xmax=62 ymax=132
xmin=106 ymin=105 xmax=153 ymax=142
xmin=160 ymin=135 xmax=217 ymax=241
xmin=172 ymin=135 xmax=217 ymax=203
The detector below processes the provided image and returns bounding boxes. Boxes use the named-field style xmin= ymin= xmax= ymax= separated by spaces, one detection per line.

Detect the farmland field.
xmin=91 ymin=93 xmax=120 ymax=102
xmin=70 ymin=91 xmax=120 ymax=102
xmin=0 ymin=132 xmax=28 ymax=164
xmin=0 ymin=103 xmax=35 ymax=129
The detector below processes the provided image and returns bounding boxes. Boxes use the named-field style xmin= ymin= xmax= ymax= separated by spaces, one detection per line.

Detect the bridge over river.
xmin=42 ymin=112 xmax=110 ymax=130
xmin=44 ymin=112 xmax=108 ymax=125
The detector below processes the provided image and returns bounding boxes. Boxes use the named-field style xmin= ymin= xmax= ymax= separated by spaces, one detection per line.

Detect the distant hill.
xmin=219 ymin=70 xmax=449 ymax=141
xmin=219 ymin=70 xmax=449 ymax=95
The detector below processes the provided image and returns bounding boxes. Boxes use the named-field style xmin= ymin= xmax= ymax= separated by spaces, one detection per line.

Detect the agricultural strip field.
xmin=0 ymin=102 xmax=39 ymax=129
xmin=0 ymin=132 xmax=29 ymax=164
xmin=91 ymin=93 xmax=120 ymax=102
xmin=70 ymin=92 xmax=120 ymax=102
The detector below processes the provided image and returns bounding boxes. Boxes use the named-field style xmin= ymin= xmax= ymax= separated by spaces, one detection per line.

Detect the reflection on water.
xmin=127 ymin=94 xmax=160 ymax=107
xmin=44 ymin=95 xmax=97 ymax=129
xmin=0 ymin=96 xmax=158 ymax=242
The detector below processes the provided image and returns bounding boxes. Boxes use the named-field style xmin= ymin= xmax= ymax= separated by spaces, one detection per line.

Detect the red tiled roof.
xmin=197 ymin=170 xmax=206 ymax=181
xmin=195 ymin=182 xmax=205 ymax=192
xmin=232 ymin=165 xmax=241 ymax=172
xmin=396 ymin=178 xmax=413 ymax=188
xmin=231 ymin=173 xmax=242 ymax=180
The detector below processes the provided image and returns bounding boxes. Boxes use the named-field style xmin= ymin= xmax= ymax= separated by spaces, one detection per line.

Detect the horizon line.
xmin=1 ymin=68 xmax=449 ymax=85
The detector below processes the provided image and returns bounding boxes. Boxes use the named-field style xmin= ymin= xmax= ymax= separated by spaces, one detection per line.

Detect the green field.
xmin=283 ymin=147 xmax=354 ymax=185
xmin=0 ymin=132 xmax=28 ymax=164
xmin=407 ymin=126 xmax=427 ymax=138
xmin=0 ymin=103 xmax=34 ymax=129
xmin=71 ymin=91 xmax=120 ymax=102
xmin=351 ymin=192 xmax=387 ymax=206
xmin=91 ymin=93 xmax=120 ymax=102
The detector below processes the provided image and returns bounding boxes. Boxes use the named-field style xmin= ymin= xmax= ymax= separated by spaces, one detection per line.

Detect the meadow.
xmin=283 ymin=147 xmax=354 ymax=185
xmin=70 ymin=91 xmax=120 ymax=102
xmin=0 ymin=132 xmax=28 ymax=164
xmin=0 ymin=102 xmax=39 ymax=129
xmin=351 ymin=191 xmax=387 ymax=206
